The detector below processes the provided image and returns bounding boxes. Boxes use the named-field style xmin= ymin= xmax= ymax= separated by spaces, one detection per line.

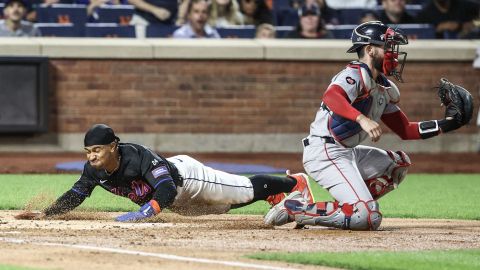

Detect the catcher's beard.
xmin=373 ymin=54 xmax=384 ymax=74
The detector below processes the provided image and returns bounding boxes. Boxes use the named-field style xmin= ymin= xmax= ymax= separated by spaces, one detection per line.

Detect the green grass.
xmin=0 ymin=265 xmax=45 ymax=270
xmin=248 ymin=249 xmax=480 ymax=270
xmin=1 ymin=174 xmax=479 ymax=219
xmin=0 ymin=174 xmax=138 ymax=212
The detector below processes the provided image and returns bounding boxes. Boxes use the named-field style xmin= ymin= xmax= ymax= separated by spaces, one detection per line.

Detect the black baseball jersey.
xmin=71 ymin=143 xmax=180 ymax=206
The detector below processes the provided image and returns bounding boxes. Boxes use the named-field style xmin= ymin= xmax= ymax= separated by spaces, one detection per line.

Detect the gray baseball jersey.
xmin=303 ymin=61 xmax=408 ymax=204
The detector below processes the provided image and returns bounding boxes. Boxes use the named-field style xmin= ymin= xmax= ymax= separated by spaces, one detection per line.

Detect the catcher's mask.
xmin=347 ymin=21 xmax=408 ymax=82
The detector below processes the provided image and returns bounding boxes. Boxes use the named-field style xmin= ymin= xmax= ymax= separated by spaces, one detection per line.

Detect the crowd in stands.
xmin=0 ymin=0 xmax=478 ymax=39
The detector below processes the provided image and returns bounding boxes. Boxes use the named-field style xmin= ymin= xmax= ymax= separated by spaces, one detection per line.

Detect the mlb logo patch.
xmin=152 ymin=166 xmax=168 ymax=178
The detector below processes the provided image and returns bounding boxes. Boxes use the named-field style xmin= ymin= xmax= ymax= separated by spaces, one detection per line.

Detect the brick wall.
xmin=49 ymin=59 xmax=480 ymax=134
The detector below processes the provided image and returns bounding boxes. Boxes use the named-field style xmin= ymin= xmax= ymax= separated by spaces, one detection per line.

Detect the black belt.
xmin=303 ymin=137 xmax=335 ymax=147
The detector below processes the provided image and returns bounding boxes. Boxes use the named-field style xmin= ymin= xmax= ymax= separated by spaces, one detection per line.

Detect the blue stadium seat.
xmin=275 ymin=8 xmax=299 ymax=27
xmin=327 ymin=25 xmax=355 ymax=39
xmin=217 ymin=26 xmax=256 ymax=38
xmin=405 ymin=4 xmax=423 ymax=17
xmin=145 ymin=24 xmax=178 ymax=38
xmin=35 ymin=23 xmax=78 ymax=37
xmin=275 ymin=26 xmax=295 ymax=38
xmin=96 ymin=5 xmax=134 ymax=25
xmin=36 ymin=4 xmax=87 ymax=36
xmin=393 ymin=24 xmax=435 ymax=39
xmin=85 ymin=23 xmax=135 ymax=37
xmin=272 ymin=0 xmax=290 ymax=10
xmin=337 ymin=8 xmax=366 ymax=25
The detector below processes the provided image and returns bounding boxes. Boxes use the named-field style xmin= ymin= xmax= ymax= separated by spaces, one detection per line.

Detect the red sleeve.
xmin=381 ymin=110 xmax=421 ymax=140
xmin=323 ymin=85 xmax=362 ymax=121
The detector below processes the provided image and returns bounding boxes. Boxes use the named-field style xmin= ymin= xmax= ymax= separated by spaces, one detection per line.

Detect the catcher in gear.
xmin=265 ymin=21 xmax=473 ymax=231
xmin=15 ymin=124 xmax=314 ymax=222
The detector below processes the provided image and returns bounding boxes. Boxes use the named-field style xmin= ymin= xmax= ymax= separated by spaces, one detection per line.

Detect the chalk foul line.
xmin=0 ymin=237 xmax=298 ymax=270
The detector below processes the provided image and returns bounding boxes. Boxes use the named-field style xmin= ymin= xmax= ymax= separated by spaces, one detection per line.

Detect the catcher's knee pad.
xmin=287 ymin=199 xmax=382 ymax=231
xmin=367 ymin=151 xmax=411 ymax=199
xmin=349 ymin=200 xmax=382 ymax=231
xmin=389 ymin=150 xmax=411 ymax=188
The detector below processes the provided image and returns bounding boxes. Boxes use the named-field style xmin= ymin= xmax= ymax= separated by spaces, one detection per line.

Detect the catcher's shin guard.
xmin=285 ymin=199 xmax=382 ymax=231
xmin=366 ymin=150 xmax=411 ymax=200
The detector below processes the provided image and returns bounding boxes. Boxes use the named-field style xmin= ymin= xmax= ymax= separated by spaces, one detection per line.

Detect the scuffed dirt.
xmin=0 ymin=211 xmax=479 ymax=270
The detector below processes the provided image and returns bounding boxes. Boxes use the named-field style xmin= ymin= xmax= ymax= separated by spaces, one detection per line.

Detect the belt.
xmin=302 ymin=136 xmax=335 ymax=147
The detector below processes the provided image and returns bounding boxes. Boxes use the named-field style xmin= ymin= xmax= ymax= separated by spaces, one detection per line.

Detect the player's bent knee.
xmin=366 ymin=151 xmax=411 ymax=200
xmin=349 ymin=200 xmax=382 ymax=231
xmin=391 ymin=151 xmax=411 ymax=187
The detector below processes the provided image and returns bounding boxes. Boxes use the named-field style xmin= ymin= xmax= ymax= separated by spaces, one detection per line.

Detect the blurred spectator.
xmin=255 ymin=22 xmax=275 ymax=38
xmin=81 ymin=0 xmax=127 ymax=18
xmin=325 ymin=0 xmax=377 ymax=9
xmin=0 ymin=0 xmax=41 ymax=36
xmin=173 ymin=0 xmax=220 ymax=38
xmin=239 ymin=0 xmax=272 ymax=25
xmin=21 ymin=0 xmax=72 ymax=22
xmin=359 ymin=10 xmax=377 ymax=24
xmin=463 ymin=13 xmax=480 ymax=39
xmin=416 ymin=0 xmax=479 ymax=39
xmin=378 ymin=0 xmax=415 ymax=24
xmin=291 ymin=0 xmax=339 ymax=25
xmin=286 ymin=3 xmax=333 ymax=39
xmin=128 ymin=0 xmax=177 ymax=38
xmin=209 ymin=0 xmax=244 ymax=27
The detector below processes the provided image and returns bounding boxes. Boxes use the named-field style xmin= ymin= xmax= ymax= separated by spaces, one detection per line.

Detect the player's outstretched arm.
xmin=14 ymin=189 xmax=87 ymax=220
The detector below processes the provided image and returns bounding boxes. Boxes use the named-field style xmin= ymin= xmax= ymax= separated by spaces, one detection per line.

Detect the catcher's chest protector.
xmin=328 ymin=63 xmax=400 ymax=147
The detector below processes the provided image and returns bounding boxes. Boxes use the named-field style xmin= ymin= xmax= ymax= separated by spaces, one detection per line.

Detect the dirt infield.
xmin=0 ymin=152 xmax=479 ymax=174
xmin=0 ymin=210 xmax=479 ymax=270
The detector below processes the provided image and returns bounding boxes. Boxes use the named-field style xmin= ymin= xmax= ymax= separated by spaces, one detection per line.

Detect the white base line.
xmin=0 ymin=238 xmax=298 ymax=270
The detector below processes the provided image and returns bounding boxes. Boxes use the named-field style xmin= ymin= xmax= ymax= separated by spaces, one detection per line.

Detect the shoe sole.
xmin=264 ymin=191 xmax=302 ymax=226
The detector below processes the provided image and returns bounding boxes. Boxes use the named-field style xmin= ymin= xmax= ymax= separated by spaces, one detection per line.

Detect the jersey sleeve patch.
xmin=151 ymin=166 xmax=169 ymax=178
xmin=346 ymin=76 xmax=356 ymax=85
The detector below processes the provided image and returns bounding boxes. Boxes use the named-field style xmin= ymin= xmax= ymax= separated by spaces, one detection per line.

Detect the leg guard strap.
xmin=367 ymin=150 xmax=411 ymax=200
xmin=286 ymin=199 xmax=382 ymax=231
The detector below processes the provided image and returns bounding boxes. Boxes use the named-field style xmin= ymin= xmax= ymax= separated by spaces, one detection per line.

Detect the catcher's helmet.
xmin=347 ymin=21 xmax=391 ymax=53
xmin=347 ymin=21 xmax=409 ymax=82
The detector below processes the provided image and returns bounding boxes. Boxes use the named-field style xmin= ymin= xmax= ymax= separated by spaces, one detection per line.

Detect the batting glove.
xmin=115 ymin=200 xmax=161 ymax=222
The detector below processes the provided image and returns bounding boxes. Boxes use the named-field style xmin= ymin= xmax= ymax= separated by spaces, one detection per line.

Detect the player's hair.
xmin=209 ymin=0 xmax=242 ymax=26
xmin=187 ymin=0 xmax=211 ymax=16
xmin=255 ymin=23 xmax=275 ymax=37
xmin=357 ymin=46 xmax=366 ymax=59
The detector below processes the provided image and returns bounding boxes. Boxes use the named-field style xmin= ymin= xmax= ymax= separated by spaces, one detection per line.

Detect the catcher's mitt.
xmin=438 ymin=78 xmax=474 ymax=125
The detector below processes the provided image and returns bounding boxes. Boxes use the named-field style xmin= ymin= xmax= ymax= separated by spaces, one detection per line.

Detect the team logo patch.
xmin=346 ymin=76 xmax=356 ymax=85
xmin=378 ymin=97 xmax=385 ymax=106
xmin=151 ymin=166 xmax=168 ymax=178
